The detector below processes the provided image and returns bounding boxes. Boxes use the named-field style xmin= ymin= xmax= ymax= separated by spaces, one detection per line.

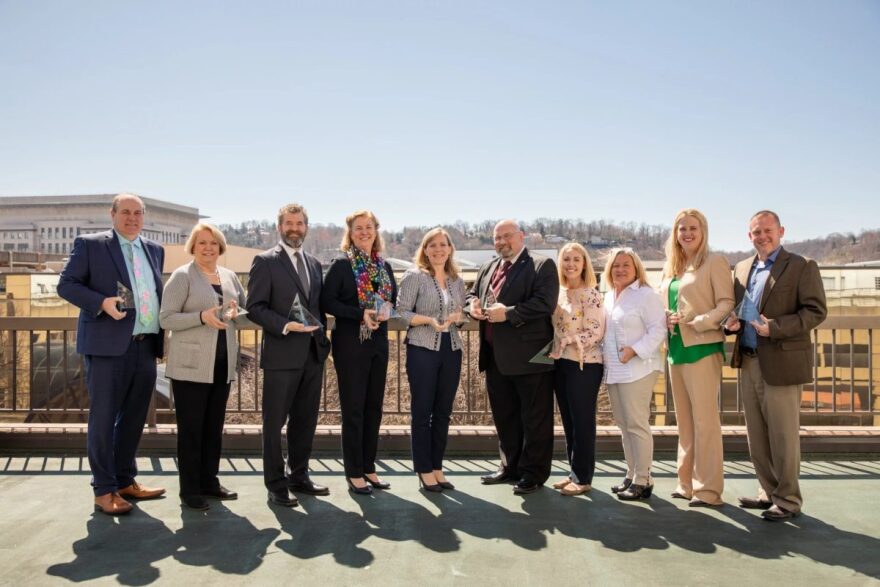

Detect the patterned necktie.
xmin=125 ymin=242 xmax=154 ymax=327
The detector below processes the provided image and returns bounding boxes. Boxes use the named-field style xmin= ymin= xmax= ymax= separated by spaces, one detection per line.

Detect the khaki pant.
xmin=607 ymin=372 xmax=659 ymax=486
xmin=669 ymin=353 xmax=724 ymax=504
xmin=740 ymin=355 xmax=803 ymax=512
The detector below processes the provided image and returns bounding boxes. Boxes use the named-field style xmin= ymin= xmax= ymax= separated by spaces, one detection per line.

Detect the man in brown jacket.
xmin=725 ymin=210 xmax=827 ymax=521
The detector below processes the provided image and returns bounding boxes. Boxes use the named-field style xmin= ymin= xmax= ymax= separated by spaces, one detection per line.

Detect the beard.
xmin=282 ymin=230 xmax=306 ymax=248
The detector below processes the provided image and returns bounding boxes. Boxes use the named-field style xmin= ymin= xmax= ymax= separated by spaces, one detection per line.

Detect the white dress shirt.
xmin=603 ymin=281 xmax=667 ymax=384
xmin=279 ymin=241 xmax=309 ymax=290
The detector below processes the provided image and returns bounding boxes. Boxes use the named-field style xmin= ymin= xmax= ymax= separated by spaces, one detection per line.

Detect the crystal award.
xmin=116 ymin=281 xmax=135 ymax=311
xmin=372 ymin=294 xmax=401 ymax=322
xmin=288 ymin=294 xmax=322 ymax=330
xmin=528 ymin=340 xmax=555 ymax=365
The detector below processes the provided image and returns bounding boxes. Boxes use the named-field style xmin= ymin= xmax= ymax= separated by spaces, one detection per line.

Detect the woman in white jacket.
xmin=602 ymin=248 xmax=667 ymax=501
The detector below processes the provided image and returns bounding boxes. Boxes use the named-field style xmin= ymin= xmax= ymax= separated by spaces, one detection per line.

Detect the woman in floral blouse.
xmin=548 ymin=242 xmax=605 ymax=496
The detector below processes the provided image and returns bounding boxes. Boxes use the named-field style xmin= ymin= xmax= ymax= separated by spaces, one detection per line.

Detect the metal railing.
xmin=1 ymin=316 xmax=878 ymax=427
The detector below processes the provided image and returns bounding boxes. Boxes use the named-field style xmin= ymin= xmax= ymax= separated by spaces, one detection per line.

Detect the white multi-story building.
xmin=0 ymin=194 xmax=201 ymax=255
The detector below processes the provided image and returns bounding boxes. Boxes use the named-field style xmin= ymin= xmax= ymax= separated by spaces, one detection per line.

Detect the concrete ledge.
xmin=2 ymin=423 xmax=879 ymax=454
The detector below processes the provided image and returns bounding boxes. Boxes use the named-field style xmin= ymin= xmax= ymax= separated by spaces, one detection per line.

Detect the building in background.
xmin=0 ymin=194 xmax=201 ymax=255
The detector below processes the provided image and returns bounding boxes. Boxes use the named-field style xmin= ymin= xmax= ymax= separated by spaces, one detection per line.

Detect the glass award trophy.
xmin=288 ymin=294 xmax=321 ymax=330
xmin=372 ymin=294 xmax=401 ymax=322
xmin=116 ymin=281 xmax=135 ymax=311
xmin=528 ymin=340 xmax=555 ymax=365
xmin=447 ymin=298 xmax=468 ymax=326
xmin=480 ymin=289 xmax=497 ymax=314
xmin=729 ymin=291 xmax=761 ymax=326
xmin=218 ymin=299 xmax=247 ymax=321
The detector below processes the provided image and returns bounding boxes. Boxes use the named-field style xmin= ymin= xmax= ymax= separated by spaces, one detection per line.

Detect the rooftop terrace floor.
xmin=1 ymin=454 xmax=878 ymax=586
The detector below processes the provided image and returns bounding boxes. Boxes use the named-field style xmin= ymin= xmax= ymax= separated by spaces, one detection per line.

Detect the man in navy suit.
xmin=246 ymin=203 xmax=331 ymax=508
xmin=466 ymin=220 xmax=559 ymax=495
xmin=58 ymin=194 xmax=167 ymax=515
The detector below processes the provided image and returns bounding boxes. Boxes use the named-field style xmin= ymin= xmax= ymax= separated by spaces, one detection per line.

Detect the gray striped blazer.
xmin=159 ymin=262 xmax=250 ymax=384
xmin=396 ymin=268 xmax=466 ymax=351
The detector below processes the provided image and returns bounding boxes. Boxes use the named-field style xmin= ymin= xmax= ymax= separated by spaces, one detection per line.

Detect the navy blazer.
xmin=245 ymin=244 xmax=330 ymax=370
xmin=58 ymin=230 xmax=165 ymax=357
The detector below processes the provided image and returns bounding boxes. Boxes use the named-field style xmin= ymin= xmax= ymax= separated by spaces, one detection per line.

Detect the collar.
xmin=499 ymin=246 xmax=525 ymax=267
xmin=754 ymin=247 xmax=781 ymax=268
xmin=279 ymin=241 xmax=303 ymax=257
xmin=114 ymin=230 xmax=141 ymax=248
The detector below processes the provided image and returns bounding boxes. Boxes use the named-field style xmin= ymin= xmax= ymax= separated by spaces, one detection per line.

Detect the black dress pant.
xmin=407 ymin=334 xmax=462 ymax=473
xmin=554 ymin=359 xmax=603 ymax=485
xmin=485 ymin=353 xmax=555 ymax=485
xmin=332 ymin=332 xmax=388 ymax=478
xmin=171 ymin=356 xmax=230 ymax=497
xmin=262 ymin=341 xmax=323 ymax=491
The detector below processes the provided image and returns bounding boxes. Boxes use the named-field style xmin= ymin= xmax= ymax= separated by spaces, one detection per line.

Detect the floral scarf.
xmin=346 ymin=246 xmax=394 ymax=341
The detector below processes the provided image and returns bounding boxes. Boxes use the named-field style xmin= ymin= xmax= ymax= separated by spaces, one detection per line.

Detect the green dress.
xmin=667 ymin=278 xmax=724 ymax=365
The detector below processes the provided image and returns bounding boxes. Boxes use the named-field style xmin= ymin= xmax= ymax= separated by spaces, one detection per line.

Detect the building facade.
xmin=0 ymin=194 xmax=201 ymax=254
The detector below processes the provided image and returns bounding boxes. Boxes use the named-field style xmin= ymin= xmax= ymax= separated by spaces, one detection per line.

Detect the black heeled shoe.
xmin=617 ymin=483 xmax=653 ymax=501
xmin=364 ymin=475 xmax=391 ymax=490
xmin=347 ymin=477 xmax=372 ymax=495
xmin=611 ymin=478 xmax=632 ymax=494
xmin=436 ymin=480 xmax=455 ymax=491
xmin=418 ymin=473 xmax=443 ymax=493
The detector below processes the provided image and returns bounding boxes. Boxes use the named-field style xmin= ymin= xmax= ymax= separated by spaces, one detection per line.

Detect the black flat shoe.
xmin=181 ymin=495 xmax=210 ymax=510
xmin=617 ymin=483 xmax=653 ymax=501
xmin=738 ymin=496 xmax=772 ymax=510
xmin=204 ymin=485 xmax=237 ymax=500
xmin=364 ymin=475 xmax=390 ymax=490
xmin=418 ymin=473 xmax=443 ymax=493
xmin=347 ymin=478 xmax=373 ymax=495
xmin=762 ymin=504 xmax=797 ymax=522
xmin=611 ymin=478 xmax=632 ymax=494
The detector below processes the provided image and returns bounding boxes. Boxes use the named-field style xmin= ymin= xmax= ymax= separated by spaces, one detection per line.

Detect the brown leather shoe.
xmin=94 ymin=492 xmax=133 ymax=515
xmin=118 ymin=481 xmax=166 ymax=500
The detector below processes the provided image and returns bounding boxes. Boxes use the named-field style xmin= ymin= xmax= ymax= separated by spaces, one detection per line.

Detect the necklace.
xmin=197 ymin=265 xmax=219 ymax=277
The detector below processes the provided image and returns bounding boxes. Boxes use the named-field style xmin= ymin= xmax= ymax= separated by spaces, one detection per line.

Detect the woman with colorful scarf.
xmin=321 ymin=210 xmax=398 ymax=495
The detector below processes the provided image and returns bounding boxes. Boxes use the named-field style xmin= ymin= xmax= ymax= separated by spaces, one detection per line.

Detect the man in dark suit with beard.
xmin=466 ymin=219 xmax=559 ymax=494
xmin=725 ymin=210 xmax=826 ymax=521
xmin=246 ymin=203 xmax=331 ymax=507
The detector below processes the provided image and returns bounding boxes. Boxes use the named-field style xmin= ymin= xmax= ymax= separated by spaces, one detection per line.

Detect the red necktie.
xmin=485 ymin=260 xmax=511 ymax=346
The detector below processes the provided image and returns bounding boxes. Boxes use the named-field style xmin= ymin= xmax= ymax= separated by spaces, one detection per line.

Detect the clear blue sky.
xmin=1 ymin=1 xmax=878 ymax=251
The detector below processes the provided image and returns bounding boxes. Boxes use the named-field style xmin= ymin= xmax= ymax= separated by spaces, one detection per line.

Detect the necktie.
xmin=294 ymin=251 xmax=309 ymax=297
xmin=490 ymin=261 xmax=512 ymax=297
xmin=125 ymin=242 xmax=154 ymax=327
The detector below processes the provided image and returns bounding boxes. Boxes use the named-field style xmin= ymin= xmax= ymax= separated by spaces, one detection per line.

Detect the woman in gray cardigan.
xmin=159 ymin=223 xmax=248 ymax=510
xmin=396 ymin=228 xmax=466 ymax=492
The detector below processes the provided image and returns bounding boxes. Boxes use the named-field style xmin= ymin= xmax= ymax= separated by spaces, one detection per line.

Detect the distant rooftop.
xmin=0 ymin=194 xmax=201 ymax=217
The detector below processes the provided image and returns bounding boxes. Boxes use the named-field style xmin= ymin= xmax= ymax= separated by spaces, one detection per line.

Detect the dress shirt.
xmin=741 ymin=247 xmax=781 ymax=349
xmin=603 ymin=281 xmax=666 ymax=384
xmin=279 ymin=241 xmax=309 ymax=290
xmin=115 ymin=230 xmax=160 ymax=335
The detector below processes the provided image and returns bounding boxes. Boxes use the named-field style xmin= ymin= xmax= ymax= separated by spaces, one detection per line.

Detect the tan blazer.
xmin=729 ymin=248 xmax=827 ymax=385
xmin=659 ymin=253 xmax=734 ymax=347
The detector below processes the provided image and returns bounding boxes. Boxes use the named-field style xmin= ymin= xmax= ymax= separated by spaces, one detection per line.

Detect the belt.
xmin=740 ymin=346 xmax=758 ymax=358
xmin=132 ymin=334 xmax=154 ymax=342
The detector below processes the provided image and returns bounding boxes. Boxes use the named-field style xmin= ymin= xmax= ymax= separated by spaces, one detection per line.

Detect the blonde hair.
xmin=663 ymin=208 xmax=710 ymax=277
xmin=602 ymin=247 xmax=649 ymax=288
xmin=339 ymin=209 xmax=385 ymax=254
xmin=185 ymin=223 xmax=227 ymax=255
xmin=556 ymin=242 xmax=596 ymax=288
xmin=413 ymin=227 xmax=460 ymax=279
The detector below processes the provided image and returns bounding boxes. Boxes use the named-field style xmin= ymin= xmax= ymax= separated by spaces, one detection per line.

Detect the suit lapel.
xmin=305 ymin=253 xmax=321 ymax=301
xmin=106 ymin=231 xmax=132 ymax=289
xmin=760 ymin=248 xmax=790 ymax=311
xmin=481 ymin=257 xmax=502 ymax=300
xmin=500 ymin=248 xmax=530 ymax=298
xmin=141 ymin=240 xmax=162 ymax=291
xmin=276 ymin=245 xmax=309 ymax=300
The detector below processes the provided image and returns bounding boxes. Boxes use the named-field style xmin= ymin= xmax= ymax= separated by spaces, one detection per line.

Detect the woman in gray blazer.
xmin=159 ymin=223 xmax=248 ymax=510
xmin=396 ymin=228 xmax=466 ymax=492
